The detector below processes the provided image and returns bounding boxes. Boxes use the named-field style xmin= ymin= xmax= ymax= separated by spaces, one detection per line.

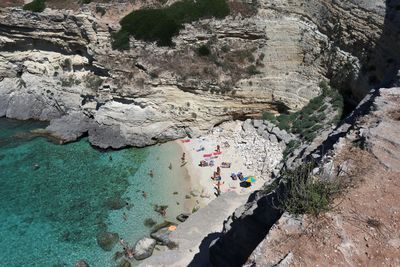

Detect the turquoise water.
xmin=0 ymin=118 xmax=192 ymax=267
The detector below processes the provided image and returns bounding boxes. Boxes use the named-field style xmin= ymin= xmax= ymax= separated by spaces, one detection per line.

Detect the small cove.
xmin=0 ymin=118 xmax=193 ymax=267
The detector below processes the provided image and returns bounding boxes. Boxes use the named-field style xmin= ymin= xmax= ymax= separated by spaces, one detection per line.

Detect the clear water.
xmin=0 ymin=118 xmax=192 ymax=267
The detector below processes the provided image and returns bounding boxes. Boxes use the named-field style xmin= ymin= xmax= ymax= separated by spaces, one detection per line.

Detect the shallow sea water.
xmin=0 ymin=118 xmax=191 ymax=267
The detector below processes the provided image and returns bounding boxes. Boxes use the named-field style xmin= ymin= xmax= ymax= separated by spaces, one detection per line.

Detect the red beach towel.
xmin=203 ymin=153 xmax=213 ymax=157
xmin=213 ymin=152 xmax=222 ymax=155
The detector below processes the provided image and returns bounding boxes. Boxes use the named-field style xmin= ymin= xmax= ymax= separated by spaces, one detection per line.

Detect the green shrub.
xmin=277 ymin=162 xmax=341 ymax=216
xmin=112 ymin=30 xmax=130 ymax=50
xmin=282 ymin=139 xmax=301 ymax=159
xmin=276 ymin=114 xmax=292 ymax=131
xmin=262 ymin=111 xmax=277 ymax=122
xmin=113 ymin=0 xmax=230 ymax=49
xmin=263 ymin=178 xmax=280 ymax=194
xmin=197 ymin=45 xmax=211 ymax=56
xmin=23 ymin=0 xmax=45 ymax=12
xmin=264 ymin=81 xmax=344 ymax=144
xmin=85 ymin=74 xmax=103 ymax=90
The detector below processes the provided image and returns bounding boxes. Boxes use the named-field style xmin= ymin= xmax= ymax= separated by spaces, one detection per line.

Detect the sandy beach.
xmin=177 ymin=121 xmax=284 ymax=206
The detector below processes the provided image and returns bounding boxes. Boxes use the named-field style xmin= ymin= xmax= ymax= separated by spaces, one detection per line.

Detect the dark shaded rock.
xmin=73 ymin=260 xmax=89 ymax=267
xmin=96 ymin=231 xmax=119 ymax=251
xmin=133 ymin=237 xmax=156 ymax=260
xmin=176 ymin=213 xmax=190 ymax=222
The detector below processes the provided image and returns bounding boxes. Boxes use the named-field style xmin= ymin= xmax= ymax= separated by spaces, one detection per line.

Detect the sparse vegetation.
xmin=23 ymin=0 xmax=45 ymax=12
xmin=61 ymin=76 xmax=76 ymax=87
xmin=283 ymin=139 xmax=301 ymax=159
xmin=85 ymin=74 xmax=103 ymax=90
xmin=264 ymin=81 xmax=344 ymax=143
xmin=112 ymin=0 xmax=230 ymax=49
xmin=277 ymin=162 xmax=343 ymax=216
xmin=263 ymin=178 xmax=280 ymax=194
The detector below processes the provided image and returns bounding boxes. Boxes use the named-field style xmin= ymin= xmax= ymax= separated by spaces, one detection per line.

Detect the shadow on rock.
xmin=188 ymin=232 xmax=223 ymax=267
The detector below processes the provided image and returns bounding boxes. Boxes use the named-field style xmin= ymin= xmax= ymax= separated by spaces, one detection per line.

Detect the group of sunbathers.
xmin=230 ymin=172 xmax=244 ymax=181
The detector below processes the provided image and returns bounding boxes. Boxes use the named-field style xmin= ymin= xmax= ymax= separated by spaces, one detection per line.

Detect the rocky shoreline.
xmin=1 ymin=0 xmax=399 ymax=266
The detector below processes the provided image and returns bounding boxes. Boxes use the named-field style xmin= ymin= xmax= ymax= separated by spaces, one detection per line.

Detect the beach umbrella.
xmin=244 ymin=176 xmax=256 ymax=183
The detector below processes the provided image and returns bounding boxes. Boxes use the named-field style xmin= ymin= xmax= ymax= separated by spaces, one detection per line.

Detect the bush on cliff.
xmin=263 ymin=81 xmax=344 ymax=146
xmin=23 ymin=0 xmax=46 ymax=12
xmin=277 ymin=162 xmax=342 ymax=216
xmin=112 ymin=0 xmax=230 ymax=49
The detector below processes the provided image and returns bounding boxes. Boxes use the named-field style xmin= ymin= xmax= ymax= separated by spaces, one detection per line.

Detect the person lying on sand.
xmin=181 ymin=153 xmax=186 ymax=163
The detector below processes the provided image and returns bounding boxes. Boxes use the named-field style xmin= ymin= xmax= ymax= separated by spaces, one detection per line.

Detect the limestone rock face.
xmin=0 ymin=0 xmax=398 ymax=148
xmin=46 ymin=111 xmax=91 ymax=143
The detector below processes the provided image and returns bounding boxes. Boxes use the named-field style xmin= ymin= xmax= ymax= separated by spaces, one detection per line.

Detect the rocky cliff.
xmin=1 ymin=0 xmax=398 ymax=148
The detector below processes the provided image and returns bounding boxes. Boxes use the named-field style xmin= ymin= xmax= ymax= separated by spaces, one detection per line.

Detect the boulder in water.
xmin=96 ymin=231 xmax=119 ymax=251
xmin=150 ymin=221 xmax=176 ymax=246
xmin=144 ymin=218 xmax=157 ymax=227
xmin=73 ymin=260 xmax=89 ymax=267
xmin=104 ymin=196 xmax=125 ymax=210
xmin=133 ymin=237 xmax=156 ymax=260
xmin=116 ymin=259 xmax=131 ymax=267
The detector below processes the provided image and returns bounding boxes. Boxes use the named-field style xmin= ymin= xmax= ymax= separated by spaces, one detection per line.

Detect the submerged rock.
xmin=133 ymin=237 xmax=156 ymax=260
xmin=144 ymin=218 xmax=157 ymax=228
xmin=96 ymin=231 xmax=119 ymax=251
xmin=104 ymin=197 xmax=125 ymax=210
xmin=116 ymin=259 xmax=131 ymax=267
xmin=73 ymin=260 xmax=89 ymax=267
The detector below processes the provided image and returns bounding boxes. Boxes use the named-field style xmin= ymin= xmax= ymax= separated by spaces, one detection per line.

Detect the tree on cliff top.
xmin=23 ymin=0 xmax=46 ymax=12
xmin=112 ymin=0 xmax=230 ymax=49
